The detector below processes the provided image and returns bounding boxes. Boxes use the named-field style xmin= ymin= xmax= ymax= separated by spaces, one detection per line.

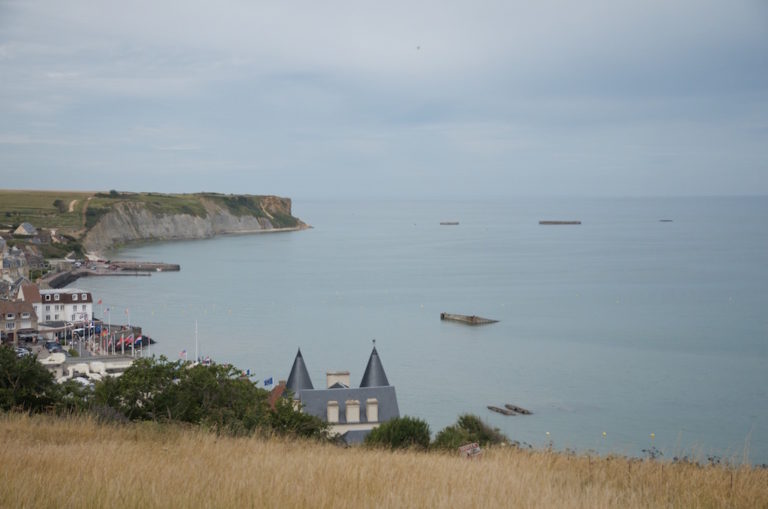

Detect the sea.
xmin=69 ymin=196 xmax=768 ymax=464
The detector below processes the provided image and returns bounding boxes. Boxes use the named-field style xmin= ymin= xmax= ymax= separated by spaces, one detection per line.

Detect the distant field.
xmin=0 ymin=189 xmax=94 ymax=232
xmin=1 ymin=413 xmax=766 ymax=508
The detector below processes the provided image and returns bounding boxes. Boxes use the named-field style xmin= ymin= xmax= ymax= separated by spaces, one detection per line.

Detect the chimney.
xmin=366 ymin=398 xmax=378 ymax=423
xmin=327 ymin=400 xmax=339 ymax=423
xmin=345 ymin=400 xmax=360 ymax=423
xmin=326 ymin=371 xmax=350 ymax=388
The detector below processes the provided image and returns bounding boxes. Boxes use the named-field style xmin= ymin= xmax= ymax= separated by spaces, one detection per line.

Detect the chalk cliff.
xmin=82 ymin=194 xmax=307 ymax=254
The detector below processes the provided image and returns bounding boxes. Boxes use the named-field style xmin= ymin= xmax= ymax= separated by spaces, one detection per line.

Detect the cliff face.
xmin=83 ymin=196 xmax=306 ymax=254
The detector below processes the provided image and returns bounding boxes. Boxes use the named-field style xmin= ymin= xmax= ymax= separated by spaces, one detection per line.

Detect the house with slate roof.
xmin=284 ymin=344 xmax=400 ymax=444
xmin=13 ymin=222 xmax=37 ymax=237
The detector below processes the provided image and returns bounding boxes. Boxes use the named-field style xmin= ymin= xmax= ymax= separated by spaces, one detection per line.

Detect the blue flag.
xmin=263 ymin=377 xmax=273 ymax=386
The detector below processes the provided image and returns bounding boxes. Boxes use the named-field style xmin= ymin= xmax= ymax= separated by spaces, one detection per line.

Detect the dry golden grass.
xmin=1 ymin=413 xmax=766 ymax=508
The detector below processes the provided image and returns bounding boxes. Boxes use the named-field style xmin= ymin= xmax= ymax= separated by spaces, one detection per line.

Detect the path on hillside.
xmin=68 ymin=199 xmax=78 ymax=212
xmin=74 ymin=196 xmax=93 ymax=237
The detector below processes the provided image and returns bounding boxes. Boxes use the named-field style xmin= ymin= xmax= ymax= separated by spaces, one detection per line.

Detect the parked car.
xmin=15 ymin=347 xmax=32 ymax=358
xmin=45 ymin=341 xmax=64 ymax=354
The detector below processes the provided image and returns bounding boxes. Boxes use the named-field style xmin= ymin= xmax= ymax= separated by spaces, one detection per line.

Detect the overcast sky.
xmin=1 ymin=0 xmax=767 ymax=198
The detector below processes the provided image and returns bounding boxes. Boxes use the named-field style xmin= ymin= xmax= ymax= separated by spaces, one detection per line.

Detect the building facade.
xmin=0 ymin=301 xmax=38 ymax=345
xmin=284 ymin=345 xmax=400 ymax=444
xmin=38 ymin=288 xmax=93 ymax=323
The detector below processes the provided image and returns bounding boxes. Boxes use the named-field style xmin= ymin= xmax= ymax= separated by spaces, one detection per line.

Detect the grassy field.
xmin=1 ymin=413 xmax=766 ymax=508
xmin=0 ymin=189 xmax=94 ymax=231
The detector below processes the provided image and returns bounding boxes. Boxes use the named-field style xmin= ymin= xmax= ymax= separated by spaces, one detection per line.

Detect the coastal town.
xmin=1 ymin=220 xmax=164 ymax=384
xmin=0 ymin=218 xmax=404 ymax=445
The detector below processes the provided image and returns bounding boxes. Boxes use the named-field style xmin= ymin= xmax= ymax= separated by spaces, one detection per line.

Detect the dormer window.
xmin=81 ymin=294 xmax=87 ymax=300
xmin=45 ymin=295 xmax=51 ymax=301
xmin=54 ymin=294 xmax=60 ymax=301
xmin=5 ymin=313 xmax=14 ymax=320
xmin=73 ymin=294 xmax=78 ymax=301
xmin=21 ymin=313 xmax=30 ymax=319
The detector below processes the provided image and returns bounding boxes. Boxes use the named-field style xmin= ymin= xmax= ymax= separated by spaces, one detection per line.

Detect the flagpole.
xmin=195 ymin=320 xmax=198 ymax=363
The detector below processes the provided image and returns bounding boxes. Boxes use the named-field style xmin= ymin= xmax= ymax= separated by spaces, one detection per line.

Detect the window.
xmin=82 ymin=294 xmax=87 ymax=300
xmin=45 ymin=305 xmax=50 ymax=311
xmin=5 ymin=323 xmax=14 ymax=330
xmin=54 ymin=294 xmax=60 ymax=301
xmin=73 ymin=294 xmax=78 ymax=301
xmin=54 ymin=314 xmax=59 ymax=320
xmin=45 ymin=295 xmax=51 ymax=301
xmin=45 ymin=315 xmax=51 ymax=321
xmin=21 ymin=313 xmax=30 ymax=319
xmin=5 ymin=313 xmax=14 ymax=320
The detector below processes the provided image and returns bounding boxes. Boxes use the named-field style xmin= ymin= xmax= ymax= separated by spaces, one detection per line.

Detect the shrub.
xmin=432 ymin=424 xmax=472 ymax=450
xmin=433 ymin=414 xmax=509 ymax=450
xmin=364 ymin=416 xmax=431 ymax=450
xmin=0 ymin=346 xmax=58 ymax=412
xmin=268 ymin=396 xmax=329 ymax=440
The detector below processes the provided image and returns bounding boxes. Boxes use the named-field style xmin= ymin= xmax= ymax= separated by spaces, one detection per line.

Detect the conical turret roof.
xmin=360 ymin=345 xmax=390 ymax=387
xmin=286 ymin=348 xmax=313 ymax=393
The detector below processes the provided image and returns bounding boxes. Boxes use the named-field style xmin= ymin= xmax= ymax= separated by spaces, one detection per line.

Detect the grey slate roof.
xmin=286 ymin=348 xmax=314 ymax=393
xmin=298 ymin=386 xmax=400 ymax=424
xmin=360 ymin=346 xmax=390 ymax=387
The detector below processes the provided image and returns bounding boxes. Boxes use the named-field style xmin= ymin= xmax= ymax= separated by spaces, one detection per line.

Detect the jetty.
xmin=110 ymin=261 xmax=180 ymax=272
xmin=440 ymin=313 xmax=499 ymax=325
xmin=539 ymin=220 xmax=581 ymax=225
xmin=488 ymin=406 xmax=515 ymax=416
xmin=44 ymin=260 xmax=180 ymax=288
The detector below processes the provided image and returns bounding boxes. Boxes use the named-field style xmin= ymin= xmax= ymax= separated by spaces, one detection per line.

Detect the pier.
xmin=44 ymin=260 xmax=180 ymax=288
xmin=539 ymin=220 xmax=581 ymax=225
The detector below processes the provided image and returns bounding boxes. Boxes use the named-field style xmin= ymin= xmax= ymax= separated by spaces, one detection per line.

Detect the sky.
xmin=1 ymin=0 xmax=767 ymax=199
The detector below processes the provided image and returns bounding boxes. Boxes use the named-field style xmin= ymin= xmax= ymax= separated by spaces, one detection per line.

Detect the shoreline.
xmin=84 ymin=224 xmax=311 ymax=260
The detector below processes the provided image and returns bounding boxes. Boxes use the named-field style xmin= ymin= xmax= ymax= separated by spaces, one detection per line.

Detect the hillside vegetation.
xmin=0 ymin=189 xmax=93 ymax=231
xmin=1 ymin=412 xmax=766 ymax=509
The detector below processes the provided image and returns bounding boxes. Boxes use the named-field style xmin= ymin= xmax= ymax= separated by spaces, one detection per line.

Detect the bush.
xmin=433 ymin=414 xmax=509 ymax=450
xmin=268 ymin=396 xmax=329 ymax=440
xmin=432 ymin=424 xmax=472 ymax=450
xmin=0 ymin=346 xmax=58 ymax=412
xmin=364 ymin=416 xmax=431 ymax=450
xmin=91 ymin=356 xmax=322 ymax=438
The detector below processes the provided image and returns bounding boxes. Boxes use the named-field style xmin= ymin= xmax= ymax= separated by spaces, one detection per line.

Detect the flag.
xmin=179 ymin=349 xmax=186 ymax=359
xmin=135 ymin=335 xmax=143 ymax=345
xmin=125 ymin=308 xmax=129 ymax=315
xmin=263 ymin=377 xmax=273 ymax=387
xmin=98 ymin=299 xmax=102 ymax=305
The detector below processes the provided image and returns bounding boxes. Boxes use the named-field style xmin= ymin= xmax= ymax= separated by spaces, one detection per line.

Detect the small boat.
xmin=441 ymin=313 xmax=498 ymax=325
xmin=488 ymin=405 xmax=515 ymax=416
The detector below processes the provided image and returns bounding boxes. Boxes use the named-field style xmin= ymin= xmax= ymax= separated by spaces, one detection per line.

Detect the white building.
xmin=38 ymin=288 xmax=94 ymax=323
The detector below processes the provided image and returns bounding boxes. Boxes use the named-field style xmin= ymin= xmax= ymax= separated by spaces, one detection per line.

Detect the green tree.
xmin=267 ymin=396 xmax=329 ymax=440
xmin=0 ymin=347 xmax=58 ymax=412
xmin=364 ymin=416 xmax=431 ymax=450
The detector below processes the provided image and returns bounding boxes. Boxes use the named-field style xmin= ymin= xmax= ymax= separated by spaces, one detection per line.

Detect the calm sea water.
xmin=70 ymin=196 xmax=768 ymax=463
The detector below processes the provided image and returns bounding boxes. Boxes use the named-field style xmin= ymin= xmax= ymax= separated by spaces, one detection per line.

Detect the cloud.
xmin=0 ymin=0 xmax=766 ymax=196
